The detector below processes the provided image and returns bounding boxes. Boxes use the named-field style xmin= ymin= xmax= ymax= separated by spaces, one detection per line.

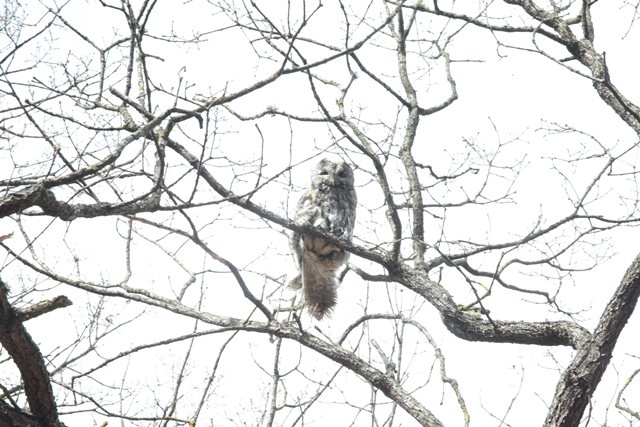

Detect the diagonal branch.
xmin=124 ymin=215 xmax=273 ymax=321
xmin=2 ymin=248 xmax=444 ymax=426
xmin=165 ymin=138 xmax=391 ymax=267
xmin=544 ymin=252 xmax=640 ymax=427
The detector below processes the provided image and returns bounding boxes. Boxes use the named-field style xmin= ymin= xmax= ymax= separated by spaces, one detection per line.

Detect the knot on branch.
xmin=38 ymin=189 xmax=77 ymax=221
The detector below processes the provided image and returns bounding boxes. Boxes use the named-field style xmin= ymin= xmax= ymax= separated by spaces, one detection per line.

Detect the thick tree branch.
xmin=399 ymin=266 xmax=591 ymax=349
xmin=0 ymin=184 xmax=162 ymax=221
xmin=0 ymin=400 xmax=44 ymax=427
xmin=16 ymin=296 xmax=72 ymax=323
xmin=545 ymin=252 xmax=640 ymax=427
xmin=0 ymin=279 xmax=67 ymax=427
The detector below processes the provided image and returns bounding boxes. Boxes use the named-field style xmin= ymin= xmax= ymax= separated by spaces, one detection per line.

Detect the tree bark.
xmin=0 ymin=400 xmax=44 ymax=427
xmin=544 ymin=253 xmax=640 ymax=426
xmin=399 ymin=267 xmax=591 ymax=349
xmin=0 ymin=280 xmax=70 ymax=427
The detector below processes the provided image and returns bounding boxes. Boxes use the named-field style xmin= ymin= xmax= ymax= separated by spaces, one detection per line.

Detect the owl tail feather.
xmin=302 ymin=260 xmax=337 ymax=320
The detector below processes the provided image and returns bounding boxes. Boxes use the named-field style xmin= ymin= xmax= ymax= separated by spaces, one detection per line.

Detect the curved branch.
xmin=397 ymin=266 xmax=590 ymax=350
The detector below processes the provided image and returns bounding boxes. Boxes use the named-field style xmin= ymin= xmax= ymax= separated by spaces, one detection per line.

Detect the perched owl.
xmin=289 ymin=159 xmax=357 ymax=320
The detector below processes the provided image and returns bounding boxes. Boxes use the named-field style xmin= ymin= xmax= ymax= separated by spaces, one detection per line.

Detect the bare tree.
xmin=1 ymin=1 xmax=639 ymax=426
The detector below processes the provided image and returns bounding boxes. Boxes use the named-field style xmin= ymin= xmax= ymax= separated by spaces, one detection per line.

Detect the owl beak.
xmin=329 ymin=178 xmax=336 ymax=187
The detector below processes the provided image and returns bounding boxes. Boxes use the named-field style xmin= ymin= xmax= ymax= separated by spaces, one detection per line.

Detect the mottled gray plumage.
xmin=290 ymin=159 xmax=357 ymax=320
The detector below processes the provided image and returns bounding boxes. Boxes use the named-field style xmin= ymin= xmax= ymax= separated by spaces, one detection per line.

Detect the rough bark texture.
xmin=0 ymin=185 xmax=50 ymax=219
xmin=544 ymin=253 xmax=640 ymax=426
xmin=0 ymin=184 xmax=161 ymax=221
xmin=0 ymin=280 xmax=69 ymax=427
xmin=0 ymin=400 xmax=43 ymax=427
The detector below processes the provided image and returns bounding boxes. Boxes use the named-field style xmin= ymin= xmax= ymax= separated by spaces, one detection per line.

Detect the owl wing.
xmin=290 ymin=189 xmax=317 ymax=270
xmin=293 ymin=189 xmax=321 ymax=226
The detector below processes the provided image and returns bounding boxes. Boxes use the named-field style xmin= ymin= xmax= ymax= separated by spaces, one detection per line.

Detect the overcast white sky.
xmin=2 ymin=1 xmax=640 ymax=426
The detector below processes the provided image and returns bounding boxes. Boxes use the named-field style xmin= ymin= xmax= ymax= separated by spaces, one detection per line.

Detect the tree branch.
xmin=0 ymin=279 xmax=67 ymax=427
xmin=399 ymin=266 xmax=591 ymax=349
xmin=15 ymin=296 xmax=72 ymax=323
xmin=545 ymin=252 xmax=640 ymax=426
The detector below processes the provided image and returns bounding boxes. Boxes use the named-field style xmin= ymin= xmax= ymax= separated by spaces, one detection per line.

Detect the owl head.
xmin=310 ymin=158 xmax=355 ymax=191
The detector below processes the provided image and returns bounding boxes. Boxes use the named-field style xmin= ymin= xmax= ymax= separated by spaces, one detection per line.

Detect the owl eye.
xmin=319 ymin=171 xmax=329 ymax=175
xmin=338 ymin=171 xmax=347 ymax=178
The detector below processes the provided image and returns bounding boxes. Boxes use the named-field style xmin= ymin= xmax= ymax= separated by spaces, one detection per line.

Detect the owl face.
xmin=310 ymin=159 xmax=355 ymax=191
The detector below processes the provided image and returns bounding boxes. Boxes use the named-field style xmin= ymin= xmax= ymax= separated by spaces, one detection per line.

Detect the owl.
xmin=289 ymin=159 xmax=357 ymax=320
